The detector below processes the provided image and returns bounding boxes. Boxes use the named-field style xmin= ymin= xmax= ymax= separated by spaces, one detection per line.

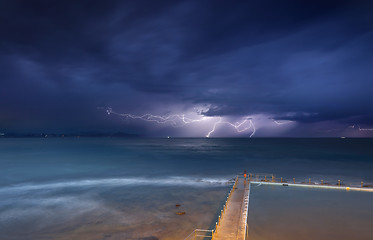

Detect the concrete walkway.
xmin=213 ymin=177 xmax=250 ymax=240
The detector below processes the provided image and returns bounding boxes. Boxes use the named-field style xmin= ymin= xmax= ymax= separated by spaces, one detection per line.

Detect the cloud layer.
xmin=1 ymin=0 xmax=372 ymax=136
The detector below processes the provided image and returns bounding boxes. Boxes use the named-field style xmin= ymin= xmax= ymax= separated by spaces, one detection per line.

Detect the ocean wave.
xmin=0 ymin=176 xmax=232 ymax=194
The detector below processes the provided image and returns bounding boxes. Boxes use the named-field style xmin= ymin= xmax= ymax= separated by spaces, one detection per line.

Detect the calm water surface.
xmin=248 ymin=184 xmax=373 ymax=240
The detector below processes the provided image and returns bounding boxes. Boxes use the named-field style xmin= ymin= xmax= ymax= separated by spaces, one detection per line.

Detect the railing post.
xmin=281 ymin=177 xmax=283 ymax=183
xmin=293 ymin=178 xmax=295 ymax=184
xmin=309 ymin=178 xmax=311 ymax=184
xmin=361 ymin=181 xmax=364 ymax=188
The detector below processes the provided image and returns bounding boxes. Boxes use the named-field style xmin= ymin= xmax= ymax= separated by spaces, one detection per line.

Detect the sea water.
xmin=248 ymin=184 xmax=373 ymax=240
xmin=0 ymin=138 xmax=372 ymax=239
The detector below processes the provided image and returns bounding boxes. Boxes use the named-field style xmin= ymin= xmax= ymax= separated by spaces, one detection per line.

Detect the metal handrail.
xmin=248 ymin=173 xmax=373 ymax=191
xmin=183 ymin=229 xmax=213 ymax=240
xmin=244 ymin=181 xmax=251 ymax=240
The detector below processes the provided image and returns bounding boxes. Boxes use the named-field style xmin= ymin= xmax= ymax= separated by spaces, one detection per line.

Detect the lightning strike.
xmin=102 ymin=107 xmax=256 ymax=137
xmin=272 ymin=119 xmax=294 ymax=125
xmin=357 ymin=125 xmax=373 ymax=131
xmin=206 ymin=118 xmax=255 ymax=138
xmin=105 ymin=108 xmax=206 ymax=127
xmin=347 ymin=125 xmax=373 ymax=131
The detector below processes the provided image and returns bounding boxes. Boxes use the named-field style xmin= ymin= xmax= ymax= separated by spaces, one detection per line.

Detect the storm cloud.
xmin=1 ymin=0 xmax=372 ymax=136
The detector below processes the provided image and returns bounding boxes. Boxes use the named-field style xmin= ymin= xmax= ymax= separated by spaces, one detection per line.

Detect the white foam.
xmin=0 ymin=176 xmax=232 ymax=194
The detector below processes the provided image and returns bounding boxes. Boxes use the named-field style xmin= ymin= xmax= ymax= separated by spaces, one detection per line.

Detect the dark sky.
xmin=1 ymin=0 xmax=373 ymax=137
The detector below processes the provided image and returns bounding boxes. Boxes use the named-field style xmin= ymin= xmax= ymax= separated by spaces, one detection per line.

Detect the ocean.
xmin=0 ymin=138 xmax=372 ymax=239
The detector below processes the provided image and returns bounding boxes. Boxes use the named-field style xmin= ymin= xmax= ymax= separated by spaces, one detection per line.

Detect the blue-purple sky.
xmin=1 ymin=0 xmax=373 ymax=137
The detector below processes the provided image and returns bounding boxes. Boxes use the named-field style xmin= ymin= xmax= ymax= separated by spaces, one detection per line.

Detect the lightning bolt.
xmin=347 ymin=125 xmax=373 ymax=131
xmin=271 ymin=119 xmax=294 ymax=125
xmin=206 ymin=117 xmax=255 ymax=138
xmin=101 ymin=107 xmax=256 ymax=137
xmin=104 ymin=107 xmax=206 ymax=127
xmin=357 ymin=125 xmax=373 ymax=131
